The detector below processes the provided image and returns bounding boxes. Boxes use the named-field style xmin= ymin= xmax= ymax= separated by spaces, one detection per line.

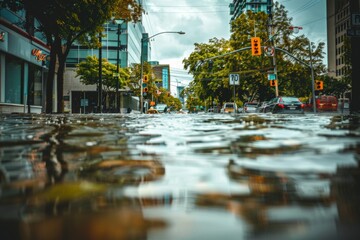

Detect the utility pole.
xmin=268 ymin=0 xmax=279 ymax=97
xmin=309 ymin=41 xmax=316 ymax=113
xmin=98 ymin=35 xmax=102 ymax=113
xmin=116 ymin=23 xmax=121 ymax=113
xmin=350 ymin=1 xmax=360 ymax=114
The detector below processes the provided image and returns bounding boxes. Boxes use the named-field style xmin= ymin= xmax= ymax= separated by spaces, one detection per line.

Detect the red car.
xmin=307 ymin=95 xmax=338 ymax=112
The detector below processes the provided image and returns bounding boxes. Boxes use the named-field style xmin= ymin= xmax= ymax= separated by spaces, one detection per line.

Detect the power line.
xmin=147 ymin=4 xmax=229 ymax=8
xmin=147 ymin=10 xmax=229 ymax=14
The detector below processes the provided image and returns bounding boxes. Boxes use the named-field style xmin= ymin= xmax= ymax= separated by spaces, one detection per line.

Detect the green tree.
xmin=2 ymin=0 xmax=142 ymax=113
xmin=127 ymin=62 xmax=156 ymax=102
xmin=183 ymin=2 xmax=327 ymax=104
xmin=76 ymin=56 xmax=131 ymax=111
xmin=183 ymin=38 xmax=232 ymax=107
xmin=76 ymin=55 xmax=130 ymax=90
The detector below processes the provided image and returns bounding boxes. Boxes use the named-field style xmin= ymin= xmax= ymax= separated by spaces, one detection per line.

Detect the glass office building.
xmin=229 ymin=0 xmax=272 ymax=21
xmin=64 ymin=20 xmax=145 ymax=113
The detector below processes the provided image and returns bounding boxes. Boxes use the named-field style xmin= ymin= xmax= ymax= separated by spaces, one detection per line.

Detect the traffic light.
xmin=269 ymin=80 xmax=277 ymax=86
xmin=315 ymin=80 xmax=323 ymax=90
xmin=251 ymin=37 xmax=262 ymax=56
xmin=208 ymin=60 xmax=213 ymax=71
xmin=142 ymin=75 xmax=148 ymax=93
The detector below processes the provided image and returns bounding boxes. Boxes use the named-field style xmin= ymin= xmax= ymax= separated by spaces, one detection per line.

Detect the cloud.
xmin=142 ymin=0 xmax=327 ymax=81
xmin=142 ymin=0 xmax=232 ymax=69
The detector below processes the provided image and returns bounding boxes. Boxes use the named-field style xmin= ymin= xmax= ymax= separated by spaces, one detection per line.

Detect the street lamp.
xmin=290 ymin=26 xmax=316 ymax=113
xmin=113 ymin=19 xmax=124 ymax=113
xmin=140 ymin=31 xmax=185 ymax=113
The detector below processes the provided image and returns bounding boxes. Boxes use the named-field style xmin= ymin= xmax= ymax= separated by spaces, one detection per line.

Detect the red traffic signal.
xmin=143 ymin=87 xmax=148 ymax=93
xmin=251 ymin=37 xmax=262 ymax=56
xmin=269 ymin=80 xmax=277 ymax=86
xmin=143 ymin=75 xmax=149 ymax=83
xmin=315 ymin=80 xmax=323 ymax=90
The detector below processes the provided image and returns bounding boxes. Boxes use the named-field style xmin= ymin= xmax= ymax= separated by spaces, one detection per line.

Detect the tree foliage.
xmin=183 ymin=2 xmax=327 ymax=108
xmin=2 ymin=0 xmax=142 ymax=113
xmin=76 ymin=56 xmax=130 ymax=92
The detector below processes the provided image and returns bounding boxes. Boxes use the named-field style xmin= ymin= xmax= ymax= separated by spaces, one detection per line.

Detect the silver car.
xmin=243 ymin=102 xmax=258 ymax=113
xmin=155 ymin=104 xmax=167 ymax=113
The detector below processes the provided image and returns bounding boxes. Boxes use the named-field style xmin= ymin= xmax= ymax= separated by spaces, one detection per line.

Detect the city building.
xmin=0 ymin=7 xmax=49 ymax=113
xmin=64 ymin=20 xmax=145 ymax=113
xmin=326 ymin=0 xmax=358 ymax=79
xmin=151 ymin=64 xmax=171 ymax=92
xmin=229 ymin=0 xmax=272 ymax=21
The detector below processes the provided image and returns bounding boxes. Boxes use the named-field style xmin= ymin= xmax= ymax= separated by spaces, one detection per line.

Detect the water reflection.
xmin=0 ymin=113 xmax=359 ymax=239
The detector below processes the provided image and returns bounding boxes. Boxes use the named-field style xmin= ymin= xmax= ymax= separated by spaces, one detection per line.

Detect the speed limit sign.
xmin=229 ymin=73 xmax=240 ymax=85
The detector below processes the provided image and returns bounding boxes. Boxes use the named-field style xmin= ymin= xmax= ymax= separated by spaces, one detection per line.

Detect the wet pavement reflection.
xmin=0 ymin=112 xmax=359 ymax=240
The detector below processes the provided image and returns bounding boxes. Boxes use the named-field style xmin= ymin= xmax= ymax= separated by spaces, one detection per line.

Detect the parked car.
xmin=147 ymin=107 xmax=159 ymax=114
xmin=307 ymin=95 xmax=338 ymax=112
xmin=155 ymin=104 xmax=168 ymax=113
xmin=257 ymin=101 xmax=269 ymax=113
xmin=242 ymin=102 xmax=258 ymax=113
xmin=264 ymin=96 xmax=305 ymax=114
xmin=221 ymin=102 xmax=238 ymax=113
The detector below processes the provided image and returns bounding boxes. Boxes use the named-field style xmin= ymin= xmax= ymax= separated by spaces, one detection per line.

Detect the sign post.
xmin=229 ymin=74 xmax=240 ymax=112
xmin=229 ymin=73 xmax=240 ymax=85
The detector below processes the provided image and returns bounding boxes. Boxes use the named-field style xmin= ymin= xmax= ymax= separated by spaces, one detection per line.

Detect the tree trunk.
xmin=45 ymin=45 xmax=57 ymax=113
xmin=56 ymin=57 xmax=65 ymax=113
xmin=56 ymin=38 xmax=72 ymax=113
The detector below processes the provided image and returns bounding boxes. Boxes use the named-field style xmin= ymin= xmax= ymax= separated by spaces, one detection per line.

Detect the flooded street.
xmin=1 ymin=112 xmax=360 ymax=240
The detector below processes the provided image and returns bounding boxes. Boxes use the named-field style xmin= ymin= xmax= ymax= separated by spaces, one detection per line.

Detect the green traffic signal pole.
xmin=203 ymin=45 xmax=317 ymax=113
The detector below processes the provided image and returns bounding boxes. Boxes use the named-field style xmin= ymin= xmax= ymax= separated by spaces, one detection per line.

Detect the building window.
xmin=162 ymin=68 xmax=169 ymax=90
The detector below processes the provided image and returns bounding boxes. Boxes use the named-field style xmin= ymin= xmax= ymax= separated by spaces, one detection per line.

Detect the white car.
xmin=221 ymin=102 xmax=238 ymax=113
xmin=155 ymin=104 xmax=168 ymax=113
xmin=243 ymin=102 xmax=258 ymax=113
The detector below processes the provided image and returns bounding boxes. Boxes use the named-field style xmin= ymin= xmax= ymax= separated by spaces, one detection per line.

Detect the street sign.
xmin=229 ymin=73 xmax=240 ymax=85
xmin=80 ymin=99 xmax=88 ymax=107
xmin=264 ymin=46 xmax=274 ymax=56
xmin=267 ymin=73 xmax=276 ymax=80
xmin=347 ymin=28 xmax=360 ymax=37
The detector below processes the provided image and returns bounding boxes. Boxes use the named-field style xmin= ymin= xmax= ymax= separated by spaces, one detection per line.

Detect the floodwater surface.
xmin=0 ymin=112 xmax=359 ymax=240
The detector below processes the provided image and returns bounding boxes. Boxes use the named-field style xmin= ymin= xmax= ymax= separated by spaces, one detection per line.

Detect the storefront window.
xmin=28 ymin=64 xmax=42 ymax=106
xmin=5 ymin=55 xmax=23 ymax=104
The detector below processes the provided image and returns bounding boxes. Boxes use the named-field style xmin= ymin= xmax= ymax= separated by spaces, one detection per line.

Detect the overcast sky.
xmin=141 ymin=0 xmax=327 ymax=87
